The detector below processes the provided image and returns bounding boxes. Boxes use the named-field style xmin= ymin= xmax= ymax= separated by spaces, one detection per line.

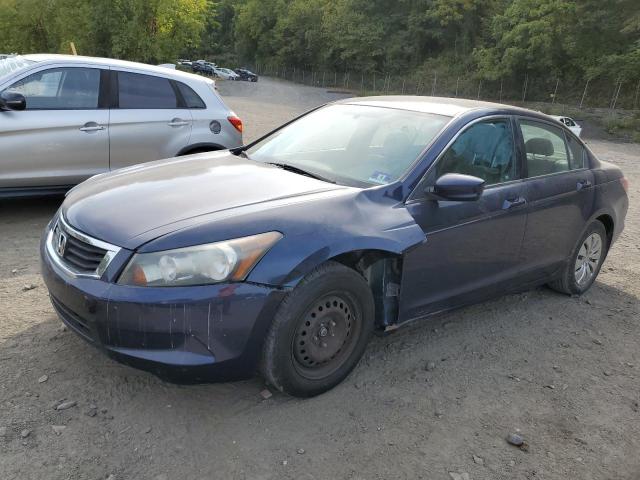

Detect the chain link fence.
xmin=252 ymin=64 xmax=640 ymax=112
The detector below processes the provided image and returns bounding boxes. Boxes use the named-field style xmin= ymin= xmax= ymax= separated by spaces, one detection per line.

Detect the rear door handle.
xmin=502 ymin=196 xmax=527 ymax=210
xmin=168 ymin=118 xmax=190 ymax=127
xmin=79 ymin=122 xmax=106 ymax=132
xmin=577 ymin=179 xmax=592 ymax=191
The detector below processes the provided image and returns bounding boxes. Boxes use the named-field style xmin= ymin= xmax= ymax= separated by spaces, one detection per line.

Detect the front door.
xmin=109 ymin=70 xmax=192 ymax=170
xmin=399 ymin=117 xmax=528 ymax=322
xmin=0 ymin=67 xmax=108 ymax=188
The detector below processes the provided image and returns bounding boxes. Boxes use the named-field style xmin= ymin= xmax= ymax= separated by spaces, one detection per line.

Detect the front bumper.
xmin=40 ymin=232 xmax=286 ymax=382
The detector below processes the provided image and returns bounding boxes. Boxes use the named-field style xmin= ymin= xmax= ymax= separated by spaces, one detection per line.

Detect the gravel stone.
xmin=260 ymin=389 xmax=273 ymax=400
xmin=507 ymin=433 xmax=524 ymax=446
xmin=55 ymin=400 xmax=77 ymax=411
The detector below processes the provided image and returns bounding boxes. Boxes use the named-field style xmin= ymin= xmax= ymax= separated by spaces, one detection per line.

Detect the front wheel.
xmin=260 ymin=262 xmax=374 ymax=397
xmin=548 ymin=220 xmax=608 ymax=295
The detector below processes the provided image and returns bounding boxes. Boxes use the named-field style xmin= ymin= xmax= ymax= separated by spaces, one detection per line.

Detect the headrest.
xmin=525 ymin=138 xmax=554 ymax=156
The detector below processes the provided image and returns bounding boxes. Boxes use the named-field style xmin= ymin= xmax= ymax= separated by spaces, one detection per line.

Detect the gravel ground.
xmin=0 ymin=78 xmax=638 ymax=480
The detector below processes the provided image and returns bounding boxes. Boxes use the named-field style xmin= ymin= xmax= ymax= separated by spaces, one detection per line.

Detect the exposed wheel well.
xmin=330 ymin=250 xmax=403 ymax=329
xmin=596 ymin=214 xmax=614 ymax=246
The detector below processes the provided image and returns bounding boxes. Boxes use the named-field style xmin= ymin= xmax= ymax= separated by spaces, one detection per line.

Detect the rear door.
xmin=517 ymin=118 xmax=594 ymax=277
xmin=0 ymin=66 xmax=108 ymax=188
xmin=108 ymin=70 xmax=192 ymax=170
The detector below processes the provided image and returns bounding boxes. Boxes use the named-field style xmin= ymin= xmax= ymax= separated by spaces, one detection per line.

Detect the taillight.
xmin=621 ymin=177 xmax=629 ymax=192
xmin=227 ymin=115 xmax=243 ymax=133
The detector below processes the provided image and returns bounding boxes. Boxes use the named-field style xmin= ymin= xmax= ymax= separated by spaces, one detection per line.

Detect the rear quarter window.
xmin=176 ymin=82 xmax=206 ymax=109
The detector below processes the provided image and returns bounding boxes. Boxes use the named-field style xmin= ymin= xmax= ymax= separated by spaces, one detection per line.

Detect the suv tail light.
xmin=228 ymin=115 xmax=243 ymax=133
xmin=621 ymin=177 xmax=629 ymax=193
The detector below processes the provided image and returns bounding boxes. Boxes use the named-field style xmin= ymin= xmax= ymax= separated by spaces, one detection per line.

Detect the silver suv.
xmin=0 ymin=54 xmax=243 ymax=197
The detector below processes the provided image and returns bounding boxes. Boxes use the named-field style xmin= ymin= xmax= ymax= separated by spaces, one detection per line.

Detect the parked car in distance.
xmin=234 ymin=68 xmax=258 ymax=82
xmin=177 ymin=59 xmax=192 ymax=66
xmin=0 ymin=54 xmax=243 ymax=197
xmin=41 ymin=97 xmax=628 ymax=397
xmin=191 ymin=60 xmax=215 ymax=75
xmin=214 ymin=67 xmax=240 ymax=81
xmin=551 ymin=115 xmax=582 ymax=137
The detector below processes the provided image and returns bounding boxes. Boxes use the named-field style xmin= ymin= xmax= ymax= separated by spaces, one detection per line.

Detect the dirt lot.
xmin=1 ymin=78 xmax=638 ymax=480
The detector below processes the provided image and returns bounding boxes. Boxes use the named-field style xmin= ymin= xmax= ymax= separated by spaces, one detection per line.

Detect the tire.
xmin=548 ymin=220 xmax=608 ymax=295
xmin=260 ymin=261 xmax=374 ymax=397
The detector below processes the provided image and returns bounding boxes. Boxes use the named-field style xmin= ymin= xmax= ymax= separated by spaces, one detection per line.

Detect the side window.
xmin=117 ymin=72 xmax=177 ymax=109
xmin=435 ymin=119 xmax=516 ymax=186
xmin=5 ymin=67 xmax=100 ymax=110
xmin=565 ymin=133 xmax=586 ymax=170
xmin=176 ymin=82 xmax=206 ymax=108
xmin=520 ymin=120 xmax=569 ymax=177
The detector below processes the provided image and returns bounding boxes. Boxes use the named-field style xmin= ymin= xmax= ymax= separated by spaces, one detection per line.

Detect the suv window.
xmin=176 ymin=82 xmax=205 ymax=109
xmin=521 ymin=120 xmax=569 ymax=177
xmin=5 ymin=67 xmax=100 ymax=110
xmin=117 ymin=71 xmax=177 ymax=109
xmin=435 ymin=119 xmax=516 ymax=186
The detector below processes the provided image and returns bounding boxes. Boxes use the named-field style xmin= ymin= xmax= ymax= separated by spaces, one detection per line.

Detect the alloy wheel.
xmin=574 ymin=233 xmax=603 ymax=286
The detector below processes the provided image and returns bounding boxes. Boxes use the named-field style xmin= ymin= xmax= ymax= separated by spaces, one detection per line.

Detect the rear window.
xmin=176 ymin=82 xmax=205 ymax=108
xmin=117 ymin=71 xmax=177 ymax=109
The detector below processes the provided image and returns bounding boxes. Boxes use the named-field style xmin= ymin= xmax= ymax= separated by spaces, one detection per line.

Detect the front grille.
xmin=47 ymin=216 xmax=120 ymax=278
xmin=53 ymin=223 xmax=107 ymax=274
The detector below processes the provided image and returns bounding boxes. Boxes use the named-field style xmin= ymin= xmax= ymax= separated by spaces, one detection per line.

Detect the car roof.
xmin=22 ymin=54 xmax=210 ymax=84
xmin=338 ymin=95 xmax=541 ymax=118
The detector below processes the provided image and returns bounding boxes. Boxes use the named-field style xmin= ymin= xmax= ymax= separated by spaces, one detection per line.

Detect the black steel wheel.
xmin=261 ymin=262 xmax=374 ymax=397
xmin=292 ymin=293 xmax=362 ymax=380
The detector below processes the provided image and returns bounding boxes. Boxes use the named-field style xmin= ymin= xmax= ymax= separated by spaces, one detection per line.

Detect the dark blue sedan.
xmin=41 ymin=97 xmax=629 ymax=397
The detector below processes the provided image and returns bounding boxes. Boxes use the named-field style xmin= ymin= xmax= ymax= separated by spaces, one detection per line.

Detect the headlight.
xmin=118 ymin=232 xmax=282 ymax=287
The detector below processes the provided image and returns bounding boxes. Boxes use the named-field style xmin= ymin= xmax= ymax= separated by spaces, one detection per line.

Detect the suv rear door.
xmin=108 ymin=70 xmax=192 ymax=170
xmin=0 ymin=66 xmax=108 ymax=188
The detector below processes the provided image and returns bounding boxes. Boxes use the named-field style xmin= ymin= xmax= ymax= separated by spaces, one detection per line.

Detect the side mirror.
xmin=425 ymin=173 xmax=485 ymax=202
xmin=0 ymin=91 xmax=26 ymax=111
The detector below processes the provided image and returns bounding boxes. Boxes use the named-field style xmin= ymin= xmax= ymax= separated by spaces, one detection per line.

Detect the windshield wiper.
xmin=266 ymin=162 xmax=336 ymax=184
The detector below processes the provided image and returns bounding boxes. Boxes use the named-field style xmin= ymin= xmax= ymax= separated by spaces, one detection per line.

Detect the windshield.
xmin=245 ymin=104 xmax=450 ymax=187
xmin=0 ymin=56 xmax=35 ymax=83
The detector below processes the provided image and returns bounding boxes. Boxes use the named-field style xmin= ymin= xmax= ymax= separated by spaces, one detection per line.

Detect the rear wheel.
xmin=548 ymin=221 xmax=608 ymax=295
xmin=260 ymin=262 xmax=374 ymax=397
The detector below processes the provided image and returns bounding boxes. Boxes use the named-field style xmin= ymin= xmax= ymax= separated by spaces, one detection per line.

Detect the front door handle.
xmin=168 ymin=118 xmax=190 ymax=127
xmin=79 ymin=122 xmax=106 ymax=132
xmin=502 ymin=196 xmax=527 ymax=210
xmin=577 ymin=179 xmax=592 ymax=191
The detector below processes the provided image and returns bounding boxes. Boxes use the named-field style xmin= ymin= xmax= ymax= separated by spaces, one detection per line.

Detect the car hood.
xmin=62 ymin=152 xmax=346 ymax=249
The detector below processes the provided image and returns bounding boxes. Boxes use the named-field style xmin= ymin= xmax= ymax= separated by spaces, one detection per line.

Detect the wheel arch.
xmin=277 ymin=242 xmax=408 ymax=329
xmin=594 ymin=213 xmax=614 ymax=246
xmin=177 ymin=142 xmax=226 ymax=156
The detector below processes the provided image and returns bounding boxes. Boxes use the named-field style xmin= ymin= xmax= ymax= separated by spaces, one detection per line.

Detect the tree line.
xmin=1 ymin=0 xmax=639 ymax=106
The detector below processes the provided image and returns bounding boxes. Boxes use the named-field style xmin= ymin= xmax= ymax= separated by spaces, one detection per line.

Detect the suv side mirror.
xmin=425 ymin=173 xmax=485 ymax=202
xmin=0 ymin=91 xmax=26 ymax=111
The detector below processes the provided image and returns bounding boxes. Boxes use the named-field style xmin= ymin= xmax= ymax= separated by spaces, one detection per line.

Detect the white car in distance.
xmin=551 ymin=115 xmax=582 ymax=137
xmin=214 ymin=67 xmax=240 ymax=81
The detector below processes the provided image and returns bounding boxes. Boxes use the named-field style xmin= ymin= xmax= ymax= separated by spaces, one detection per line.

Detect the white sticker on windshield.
xmin=368 ymin=171 xmax=391 ymax=184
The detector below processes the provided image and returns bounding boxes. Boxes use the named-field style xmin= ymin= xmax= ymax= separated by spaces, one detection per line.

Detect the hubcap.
xmin=574 ymin=233 xmax=603 ymax=286
xmin=292 ymin=294 xmax=361 ymax=379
